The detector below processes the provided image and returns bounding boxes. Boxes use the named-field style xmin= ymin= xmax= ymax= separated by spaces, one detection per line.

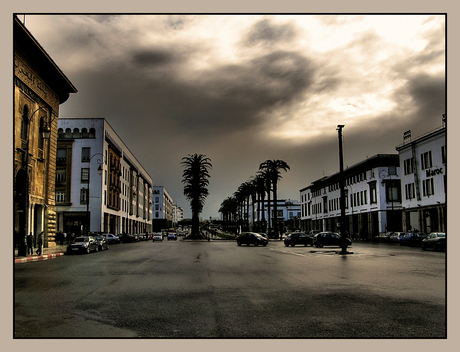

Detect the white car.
xmin=102 ymin=233 xmax=120 ymax=244
xmin=153 ymin=233 xmax=163 ymax=242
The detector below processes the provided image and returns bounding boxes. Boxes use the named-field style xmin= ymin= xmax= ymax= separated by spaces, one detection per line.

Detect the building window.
xmin=81 ymin=168 xmax=90 ymax=183
xmin=82 ymin=147 xmax=90 ymax=162
xmin=369 ymin=182 xmax=377 ymax=204
xmin=80 ymin=188 xmax=88 ymax=204
xmin=388 ymin=165 xmax=397 ymax=175
xmin=421 ymin=151 xmax=432 ymax=170
xmin=405 ymin=183 xmax=416 ymax=200
xmin=56 ymin=170 xmax=66 ymax=183
xmin=441 ymin=146 xmax=446 ymax=164
xmin=423 ymin=178 xmax=435 ymax=197
xmin=386 ymin=181 xmax=401 ymax=202
xmin=55 ymin=190 xmax=65 ymax=203
xmin=404 ymin=158 xmax=414 ymax=175
xmin=57 ymin=148 xmax=66 ymax=162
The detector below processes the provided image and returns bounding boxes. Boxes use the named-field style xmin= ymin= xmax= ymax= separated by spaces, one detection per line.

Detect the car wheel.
xmin=291 ymin=243 xmax=295 ymax=247
xmin=284 ymin=243 xmax=289 ymax=247
xmin=263 ymin=244 xmax=267 ymax=246
xmin=422 ymin=244 xmax=426 ymax=250
xmin=254 ymin=242 xmax=259 ymax=246
xmin=237 ymin=241 xmax=241 ymax=246
xmin=86 ymin=247 xmax=90 ymax=254
xmin=318 ymin=243 xmax=323 ymax=248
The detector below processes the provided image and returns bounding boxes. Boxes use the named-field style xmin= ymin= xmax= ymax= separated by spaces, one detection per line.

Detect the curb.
xmin=14 ymin=252 xmax=65 ymax=264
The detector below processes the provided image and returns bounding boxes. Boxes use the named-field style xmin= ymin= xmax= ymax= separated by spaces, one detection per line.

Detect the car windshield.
xmin=74 ymin=237 xmax=88 ymax=242
xmin=96 ymin=237 xmax=103 ymax=240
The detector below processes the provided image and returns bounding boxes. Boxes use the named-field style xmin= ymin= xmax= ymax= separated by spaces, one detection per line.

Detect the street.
xmin=14 ymin=239 xmax=446 ymax=338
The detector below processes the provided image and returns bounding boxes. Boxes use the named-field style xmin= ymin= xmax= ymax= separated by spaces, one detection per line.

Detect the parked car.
xmin=399 ymin=232 xmax=425 ymax=246
xmin=313 ymin=231 xmax=352 ymax=248
xmin=257 ymin=233 xmax=269 ymax=241
xmin=373 ymin=232 xmax=393 ymax=242
xmin=67 ymin=236 xmax=99 ymax=254
xmin=167 ymin=233 xmax=177 ymax=241
xmin=237 ymin=232 xmax=268 ymax=246
xmin=121 ymin=233 xmax=139 ymax=243
xmin=284 ymin=232 xmax=313 ymax=247
xmin=94 ymin=235 xmax=109 ymax=251
xmin=389 ymin=232 xmax=406 ymax=243
xmin=153 ymin=233 xmax=163 ymax=242
xmin=421 ymin=232 xmax=446 ymax=251
xmin=308 ymin=230 xmax=321 ymax=237
xmin=102 ymin=233 xmax=120 ymax=244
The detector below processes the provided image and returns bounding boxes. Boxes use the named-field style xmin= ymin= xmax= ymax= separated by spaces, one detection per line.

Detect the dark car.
xmin=94 ymin=235 xmax=109 ymax=251
xmin=237 ymin=232 xmax=268 ymax=246
xmin=284 ymin=232 xmax=313 ymax=247
xmin=121 ymin=233 xmax=139 ymax=243
xmin=421 ymin=232 xmax=446 ymax=251
xmin=313 ymin=231 xmax=352 ymax=248
xmin=67 ymin=236 xmax=99 ymax=254
xmin=399 ymin=232 xmax=425 ymax=246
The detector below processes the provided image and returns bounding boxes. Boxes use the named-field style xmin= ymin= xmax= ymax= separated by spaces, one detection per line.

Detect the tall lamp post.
xmin=85 ymin=153 xmax=104 ymax=236
xmin=336 ymin=125 xmax=349 ymax=254
xmin=19 ymin=106 xmax=51 ymax=256
xmin=380 ymin=169 xmax=394 ymax=233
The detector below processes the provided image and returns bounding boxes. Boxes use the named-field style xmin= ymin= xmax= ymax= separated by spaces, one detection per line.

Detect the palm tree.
xmin=253 ymin=173 xmax=266 ymax=232
xmin=181 ymin=153 xmax=212 ymax=238
xmin=259 ymin=159 xmax=290 ymax=239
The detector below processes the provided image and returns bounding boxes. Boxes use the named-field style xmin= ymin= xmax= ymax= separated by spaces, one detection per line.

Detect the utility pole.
xmin=337 ymin=125 xmax=348 ymax=254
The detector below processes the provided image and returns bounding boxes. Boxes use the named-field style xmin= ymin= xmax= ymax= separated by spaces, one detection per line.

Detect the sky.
xmin=20 ymin=14 xmax=446 ymax=219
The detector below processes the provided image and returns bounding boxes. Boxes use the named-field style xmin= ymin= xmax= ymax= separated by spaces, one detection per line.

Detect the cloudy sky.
xmin=21 ymin=14 xmax=445 ymax=219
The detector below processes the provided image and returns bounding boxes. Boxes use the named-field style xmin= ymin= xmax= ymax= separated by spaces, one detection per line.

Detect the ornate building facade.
xmin=14 ymin=16 xmax=77 ymax=253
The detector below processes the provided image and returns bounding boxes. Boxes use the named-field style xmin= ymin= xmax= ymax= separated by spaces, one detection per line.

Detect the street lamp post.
xmin=336 ymin=125 xmax=349 ymax=254
xmin=85 ymin=153 xmax=104 ymax=236
xmin=19 ymin=106 xmax=51 ymax=256
xmin=380 ymin=169 xmax=394 ymax=233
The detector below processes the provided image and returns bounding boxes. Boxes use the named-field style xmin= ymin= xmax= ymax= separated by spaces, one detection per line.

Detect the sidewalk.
xmin=14 ymin=243 xmax=68 ymax=264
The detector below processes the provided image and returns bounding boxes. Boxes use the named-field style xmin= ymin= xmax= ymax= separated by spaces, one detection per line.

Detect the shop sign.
xmin=426 ymin=168 xmax=443 ymax=177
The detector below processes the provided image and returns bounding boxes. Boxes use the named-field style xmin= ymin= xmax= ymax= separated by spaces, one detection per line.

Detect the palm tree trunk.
xmin=273 ymin=181 xmax=278 ymax=239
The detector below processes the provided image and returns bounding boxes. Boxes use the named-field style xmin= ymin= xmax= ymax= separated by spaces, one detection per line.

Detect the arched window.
xmin=65 ymin=128 xmax=72 ymax=138
xmin=81 ymin=128 xmax=89 ymax=138
xmin=58 ymin=128 xmax=64 ymax=139
xmin=89 ymin=128 xmax=96 ymax=138
xmin=21 ymin=105 xmax=29 ymax=140
xmin=73 ymin=128 xmax=81 ymax=139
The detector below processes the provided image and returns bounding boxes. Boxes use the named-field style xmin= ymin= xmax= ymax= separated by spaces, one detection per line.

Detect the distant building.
xmin=300 ymin=154 xmax=402 ymax=239
xmin=250 ymin=199 xmax=301 ymax=233
xmin=173 ymin=204 xmax=184 ymax=225
xmin=55 ymin=118 xmax=152 ymax=236
xmin=14 ymin=16 xmax=77 ymax=252
xmin=395 ymin=117 xmax=446 ymax=233
xmin=152 ymin=186 xmax=174 ymax=231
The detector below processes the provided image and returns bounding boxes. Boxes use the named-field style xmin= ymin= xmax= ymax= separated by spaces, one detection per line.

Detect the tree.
xmin=181 ymin=153 xmax=212 ymax=238
xmin=259 ymin=159 xmax=290 ymax=239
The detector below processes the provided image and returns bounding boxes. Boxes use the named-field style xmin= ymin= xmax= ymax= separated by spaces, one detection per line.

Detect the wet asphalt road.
xmin=14 ymin=239 xmax=446 ymax=338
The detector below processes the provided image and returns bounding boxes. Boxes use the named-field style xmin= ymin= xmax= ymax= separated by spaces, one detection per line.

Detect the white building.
xmin=249 ymin=199 xmax=301 ymax=233
xmin=55 ymin=118 xmax=153 ymax=236
xmin=396 ymin=117 xmax=446 ymax=233
xmin=152 ymin=186 xmax=174 ymax=230
xmin=300 ymin=154 xmax=402 ymax=239
xmin=173 ymin=204 xmax=184 ymax=225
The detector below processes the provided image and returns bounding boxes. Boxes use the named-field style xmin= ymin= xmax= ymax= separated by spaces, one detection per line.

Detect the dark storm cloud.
xmin=243 ymin=18 xmax=298 ymax=46
xmin=405 ymin=73 xmax=446 ymax=120
xmin=132 ymin=48 xmax=178 ymax=66
xmin=168 ymin=50 xmax=316 ymax=134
